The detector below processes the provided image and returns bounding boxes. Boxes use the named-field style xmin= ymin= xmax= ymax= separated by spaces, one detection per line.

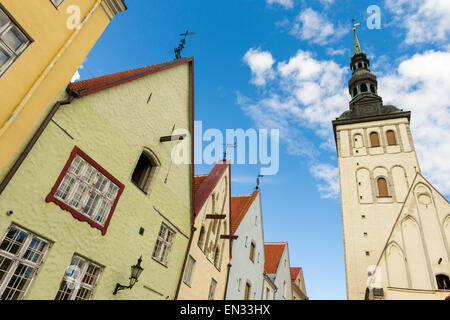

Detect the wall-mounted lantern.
xmin=113 ymin=256 xmax=144 ymax=295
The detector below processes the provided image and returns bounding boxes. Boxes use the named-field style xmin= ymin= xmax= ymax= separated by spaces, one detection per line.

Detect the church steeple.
xmin=352 ymin=26 xmax=362 ymax=56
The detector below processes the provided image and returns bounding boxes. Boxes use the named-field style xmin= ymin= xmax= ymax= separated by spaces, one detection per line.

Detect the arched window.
xmin=361 ymin=83 xmax=368 ymax=92
xmin=436 ymin=274 xmax=450 ymax=290
xmin=131 ymin=149 xmax=160 ymax=194
xmin=370 ymin=132 xmax=380 ymax=147
xmin=386 ymin=130 xmax=397 ymax=146
xmin=370 ymin=84 xmax=376 ymax=93
xmin=352 ymin=87 xmax=358 ymax=97
xmin=358 ymin=62 xmax=362 ymax=68
xmin=377 ymin=178 xmax=389 ymax=197
xmin=198 ymin=226 xmax=206 ymax=250
xmin=283 ymin=280 xmax=287 ymax=297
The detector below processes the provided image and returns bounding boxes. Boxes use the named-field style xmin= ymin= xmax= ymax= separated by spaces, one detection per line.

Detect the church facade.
xmin=333 ymin=29 xmax=450 ymax=300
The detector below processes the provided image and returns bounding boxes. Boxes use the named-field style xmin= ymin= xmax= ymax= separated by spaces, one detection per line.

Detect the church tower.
xmin=332 ymin=28 xmax=421 ymax=300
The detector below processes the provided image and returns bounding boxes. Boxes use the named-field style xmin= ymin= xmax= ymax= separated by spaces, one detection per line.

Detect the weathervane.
xmin=174 ymin=30 xmax=196 ymax=60
xmin=223 ymin=139 xmax=237 ymax=162
xmin=352 ymin=19 xmax=360 ymax=31
xmin=256 ymin=173 xmax=264 ymax=190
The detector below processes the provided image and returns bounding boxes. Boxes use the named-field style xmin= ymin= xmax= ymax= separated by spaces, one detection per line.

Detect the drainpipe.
xmin=0 ymin=93 xmax=75 ymax=194
xmin=223 ymin=263 xmax=232 ymax=300
xmin=0 ymin=0 xmax=102 ymax=138
xmin=174 ymin=225 xmax=196 ymax=300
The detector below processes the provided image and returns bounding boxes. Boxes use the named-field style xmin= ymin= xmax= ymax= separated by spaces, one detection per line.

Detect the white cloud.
xmin=240 ymin=45 xmax=450 ymax=197
xmin=239 ymin=49 xmax=349 ymax=198
xmin=326 ymin=48 xmax=349 ymax=56
xmin=71 ymin=70 xmax=81 ymax=82
xmin=310 ymin=163 xmax=340 ymax=199
xmin=243 ymin=48 xmax=276 ymax=86
xmin=379 ymin=50 xmax=450 ymax=194
xmin=385 ymin=0 xmax=450 ymax=45
xmin=289 ymin=8 xmax=348 ymax=45
xmin=267 ymin=0 xmax=294 ymax=9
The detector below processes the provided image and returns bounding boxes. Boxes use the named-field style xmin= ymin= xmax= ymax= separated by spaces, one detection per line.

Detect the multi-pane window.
xmin=208 ymin=278 xmax=217 ymax=300
xmin=0 ymin=225 xmax=51 ymax=300
xmin=47 ymin=147 xmax=124 ymax=235
xmin=50 ymin=0 xmax=66 ymax=8
xmin=0 ymin=6 xmax=31 ymax=76
xmin=183 ymin=255 xmax=196 ymax=287
xmin=55 ymin=255 xmax=102 ymax=300
xmin=152 ymin=224 xmax=175 ymax=265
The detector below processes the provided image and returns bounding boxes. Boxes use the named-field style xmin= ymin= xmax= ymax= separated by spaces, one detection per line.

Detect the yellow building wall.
xmin=0 ymin=0 xmax=124 ymax=183
xmin=0 ymin=62 xmax=193 ymax=300
xmin=178 ymin=168 xmax=231 ymax=300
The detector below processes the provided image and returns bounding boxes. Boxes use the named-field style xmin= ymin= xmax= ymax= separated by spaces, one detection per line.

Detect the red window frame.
xmin=46 ymin=146 xmax=124 ymax=235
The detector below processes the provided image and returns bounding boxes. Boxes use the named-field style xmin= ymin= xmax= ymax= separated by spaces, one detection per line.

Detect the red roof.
xmin=193 ymin=175 xmax=208 ymax=195
xmin=68 ymin=57 xmax=193 ymax=98
xmin=290 ymin=267 xmax=302 ymax=281
xmin=193 ymin=161 xmax=230 ymax=219
xmin=230 ymin=191 xmax=259 ymax=235
xmin=264 ymin=243 xmax=287 ymax=274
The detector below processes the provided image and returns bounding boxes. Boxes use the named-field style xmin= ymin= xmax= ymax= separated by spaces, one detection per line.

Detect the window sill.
xmin=152 ymin=257 xmax=168 ymax=268
xmin=131 ymin=181 xmax=148 ymax=195
xmin=377 ymin=196 xmax=392 ymax=199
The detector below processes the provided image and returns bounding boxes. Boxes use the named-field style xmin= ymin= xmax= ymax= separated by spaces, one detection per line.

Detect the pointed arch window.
xmin=386 ymin=130 xmax=397 ymax=146
xmin=370 ymin=132 xmax=380 ymax=147
xmin=377 ymin=178 xmax=389 ymax=197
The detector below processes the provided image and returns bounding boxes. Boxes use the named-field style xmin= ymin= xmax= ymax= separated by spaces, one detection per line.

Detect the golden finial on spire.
xmin=353 ymin=22 xmax=360 ymax=32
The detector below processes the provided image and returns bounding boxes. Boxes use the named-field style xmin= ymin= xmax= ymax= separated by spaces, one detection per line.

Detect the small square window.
xmin=55 ymin=255 xmax=102 ymax=300
xmin=152 ymin=224 xmax=175 ymax=265
xmin=183 ymin=255 xmax=196 ymax=287
xmin=0 ymin=6 xmax=31 ymax=77
xmin=362 ymin=215 xmax=366 ymax=219
xmin=365 ymin=251 xmax=370 ymax=256
xmin=364 ymin=232 xmax=368 ymax=237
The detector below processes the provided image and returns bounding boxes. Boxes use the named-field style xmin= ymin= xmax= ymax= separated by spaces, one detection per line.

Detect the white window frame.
xmin=0 ymin=5 xmax=31 ymax=77
xmin=208 ymin=278 xmax=217 ymax=300
xmin=55 ymin=254 xmax=102 ymax=300
xmin=183 ymin=255 xmax=196 ymax=287
xmin=0 ymin=225 xmax=51 ymax=300
xmin=54 ymin=154 xmax=120 ymax=227
xmin=152 ymin=224 xmax=175 ymax=265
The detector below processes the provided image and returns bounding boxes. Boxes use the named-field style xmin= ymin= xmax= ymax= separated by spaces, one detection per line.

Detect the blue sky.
xmin=77 ymin=0 xmax=450 ymax=299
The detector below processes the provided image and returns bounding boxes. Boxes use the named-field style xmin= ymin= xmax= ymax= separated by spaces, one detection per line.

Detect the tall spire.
xmin=353 ymin=26 xmax=362 ymax=56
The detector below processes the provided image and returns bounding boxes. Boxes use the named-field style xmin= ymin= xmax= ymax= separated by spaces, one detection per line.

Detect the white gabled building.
xmin=226 ymin=190 xmax=266 ymax=300
xmin=264 ymin=243 xmax=293 ymax=300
